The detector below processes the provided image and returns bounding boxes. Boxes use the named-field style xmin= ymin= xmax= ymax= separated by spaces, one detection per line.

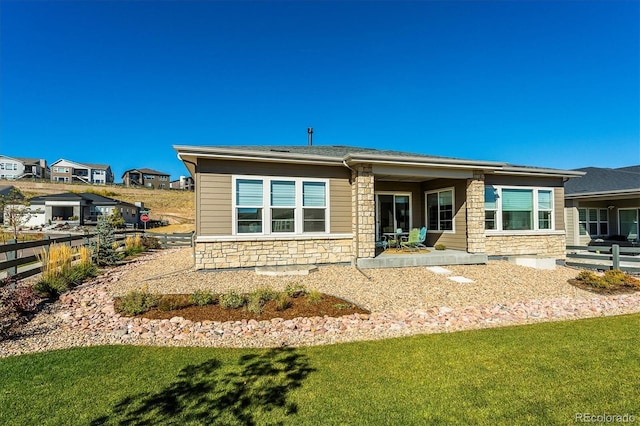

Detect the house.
xmin=564 ymin=166 xmax=640 ymax=246
xmin=174 ymin=144 xmax=583 ymax=270
xmin=122 ymin=168 xmax=170 ymax=189
xmin=0 ymin=155 xmax=49 ymax=180
xmin=50 ymin=159 xmax=114 ymax=185
xmin=169 ymin=176 xmax=195 ymax=191
xmin=0 ymin=185 xmax=22 ymax=224
xmin=22 ymin=192 xmax=140 ymax=227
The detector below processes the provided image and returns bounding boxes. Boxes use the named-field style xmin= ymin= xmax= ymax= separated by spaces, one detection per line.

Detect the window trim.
xmin=375 ymin=191 xmax=413 ymax=236
xmin=578 ymin=207 xmax=609 ymax=237
xmin=424 ymin=187 xmax=455 ymax=233
xmin=485 ymin=186 xmax=555 ymax=233
xmin=232 ymin=175 xmax=330 ymax=236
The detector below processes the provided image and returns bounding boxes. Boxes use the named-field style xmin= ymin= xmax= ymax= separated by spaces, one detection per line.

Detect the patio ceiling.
xmin=372 ymin=164 xmax=474 ymax=182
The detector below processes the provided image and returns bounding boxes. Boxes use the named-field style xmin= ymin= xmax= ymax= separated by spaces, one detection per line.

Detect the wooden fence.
xmin=0 ymin=231 xmax=194 ymax=282
xmin=565 ymin=245 xmax=640 ymax=274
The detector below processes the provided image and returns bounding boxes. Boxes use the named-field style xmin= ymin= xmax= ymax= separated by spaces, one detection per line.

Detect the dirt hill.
xmin=5 ymin=180 xmax=195 ymax=230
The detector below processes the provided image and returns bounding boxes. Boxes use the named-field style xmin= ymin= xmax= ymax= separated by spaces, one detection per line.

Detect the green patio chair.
xmin=400 ymin=228 xmax=421 ymax=251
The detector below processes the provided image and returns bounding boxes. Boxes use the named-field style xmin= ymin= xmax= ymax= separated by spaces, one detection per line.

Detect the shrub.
xmin=219 ymin=291 xmax=245 ymax=309
xmin=603 ymin=270 xmax=627 ymax=287
xmin=67 ymin=263 xmax=98 ymax=286
xmin=12 ymin=286 xmax=40 ymax=313
xmin=576 ymin=270 xmax=609 ymax=289
xmin=117 ymin=288 xmax=159 ymax=315
xmin=434 ymin=244 xmax=446 ymax=251
xmin=274 ymin=292 xmax=292 ymax=311
xmin=124 ymin=234 xmax=145 ymax=256
xmin=189 ymin=290 xmax=216 ymax=306
xmin=623 ymin=274 xmax=640 ymax=289
xmin=246 ymin=294 xmax=264 ymax=315
xmin=157 ymin=294 xmax=191 ymax=312
xmin=285 ymin=283 xmax=307 ymax=298
xmin=33 ymin=274 xmax=70 ymax=298
xmin=253 ymin=286 xmax=277 ymax=302
xmin=306 ymin=289 xmax=323 ymax=305
xmin=141 ymin=236 xmax=162 ymax=250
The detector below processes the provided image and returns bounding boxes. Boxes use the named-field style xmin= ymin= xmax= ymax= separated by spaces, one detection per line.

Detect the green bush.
xmin=603 ymin=270 xmax=627 ymax=287
xmin=434 ymin=244 xmax=446 ymax=251
xmin=141 ymin=236 xmax=162 ymax=250
xmin=285 ymin=283 xmax=307 ymax=298
xmin=157 ymin=294 xmax=191 ymax=312
xmin=33 ymin=275 xmax=70 ymax=298
xmin=275 ymin=292 xmax=292 ymax=311
xmin=576 ymin=270 xmax=609 ymax=289
xmin=246 ymin=294 xmax=264 ymax=315
xmin=67 ymin=263 xmax=98 ymax=286
xmin=189 ymin=290 xmax=216 ymax=306
xmin=219 ymin=291 xmax=245 ymax=309
xmin=306 ymin=289 xmax=323 ymax=305
xmin=117 ymin=289 xmax=159 ymax=315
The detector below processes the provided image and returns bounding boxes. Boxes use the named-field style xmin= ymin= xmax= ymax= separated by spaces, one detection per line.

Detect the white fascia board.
xmin=174 ymin=146 xmax=343 ymax=166
xmin=493 ymin=167 xmax=585 ymax=178
xmin=345 ymin=154 xmax=504 ymax=169
xmin=565 ymin=189 xmax=640 ymax=200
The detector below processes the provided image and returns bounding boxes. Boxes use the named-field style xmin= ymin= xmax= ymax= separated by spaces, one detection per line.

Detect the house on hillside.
xmin=169 ymin=176 xmax=195 ymax=191
xmin=0 ymin=155 xmax=49 ymax=180
xmin=174 ymin=144 xmax=583 ymax=270
xmin=22 ymin=192 xmax=140 ymax=227
xmin=122 ymin=168 xmax=170 ymax=189
xmin=50 ymin=159 xmax=114 ymax=185
xmin=565 ymin=166 xmax=640 ymax=246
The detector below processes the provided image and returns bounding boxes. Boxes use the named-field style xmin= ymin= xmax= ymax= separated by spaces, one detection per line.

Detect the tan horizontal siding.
xmin=330 ymin=178 xmax=352 ymax=233
xmin=554 ymin=187 xmax=565 ymax=231
xmin=197 ymin=173 xmax=232 ymax=236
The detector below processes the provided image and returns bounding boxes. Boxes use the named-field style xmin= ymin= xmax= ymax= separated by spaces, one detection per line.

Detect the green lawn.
xmin=1 ymin=314 xmax=639 ymax=425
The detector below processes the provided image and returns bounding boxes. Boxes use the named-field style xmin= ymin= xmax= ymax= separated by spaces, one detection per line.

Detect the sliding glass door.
xmin=376 ymin=193 xmax=411 ymax=238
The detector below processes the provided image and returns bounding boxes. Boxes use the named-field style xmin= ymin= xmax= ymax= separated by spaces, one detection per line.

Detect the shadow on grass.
xmin=91 ymin=347 xmax=315 ymax=425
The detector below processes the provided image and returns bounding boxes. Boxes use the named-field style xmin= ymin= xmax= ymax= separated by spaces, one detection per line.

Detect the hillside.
xmin=5 ymin=180 xmax=195 ymax=231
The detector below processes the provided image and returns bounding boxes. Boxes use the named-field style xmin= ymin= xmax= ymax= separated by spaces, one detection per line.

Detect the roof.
xmin=565 ymin=166 xmax=640 ymax=198
xmin=15 ymin=157 xmax=45 ymax=166
xmin=122 ymin=168 xmax=169 ymax=177
xmin=174 ymin=144 xmax=583 ymax=178
xmin=29 ymin=192 xmax=136 ymax=208
xmin=0 ymin=185 xmax=17 ymax=197
xmin=51 ymin=159 xmax=111 ymax=170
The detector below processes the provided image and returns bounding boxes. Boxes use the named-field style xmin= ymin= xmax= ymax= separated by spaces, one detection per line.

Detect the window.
xmin=53 ymin=167 xmax=69 ymax=173
xmin=233 ymin=176 xmax=327 ymax=235
xmin=485 ymin=186 xmax=555 ymax=231
xmin=425 ymin=189 xmax=454 ymax=231
xmin=143 ymin=174 xmax=155 ymax=180
xmin=579 ymin=208 xmax=609 ymax=237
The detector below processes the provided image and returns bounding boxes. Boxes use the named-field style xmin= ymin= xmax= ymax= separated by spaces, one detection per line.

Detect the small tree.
xmin=91 ymin=215 xmax=121 ymax=265
xmin=108 ymin=208 xmax=125 ymax=228
xmin=1 ymin=189 xmax=31 ymax=240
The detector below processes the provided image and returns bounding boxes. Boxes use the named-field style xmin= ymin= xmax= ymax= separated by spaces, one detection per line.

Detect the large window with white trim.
xmin=234 ymin=176 xmax=328 ymax=235
xmin=485 ymin=186 xmax=555 ymax=231
xmin=425 ymin=188 xmax=454 ymax=231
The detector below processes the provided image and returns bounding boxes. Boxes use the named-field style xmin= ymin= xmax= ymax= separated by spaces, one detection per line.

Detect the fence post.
xmin=6 ymin=239 xmax=17 ymax=282
xmin=163 ymin=233 xmax=168 ymax=248
xmin=612 ymin=244 xmax=620 ymax=270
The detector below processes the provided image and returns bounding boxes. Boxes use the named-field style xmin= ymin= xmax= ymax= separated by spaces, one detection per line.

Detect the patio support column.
xmin=352 ymin=163 xmax=375 ymax=261
xmin=466 ymin=170 xmax=486 ymax=253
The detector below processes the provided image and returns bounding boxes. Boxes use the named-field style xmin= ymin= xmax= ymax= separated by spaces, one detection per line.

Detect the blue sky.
xmin=1 ymin=0 xmax=638 ymax=181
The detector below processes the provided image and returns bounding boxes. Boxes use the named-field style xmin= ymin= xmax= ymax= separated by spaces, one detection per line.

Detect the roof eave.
xmin=565 ymin=188 xmax=640 ymax=199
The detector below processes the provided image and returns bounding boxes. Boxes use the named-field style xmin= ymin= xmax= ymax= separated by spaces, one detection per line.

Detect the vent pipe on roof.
xmin=307 ymin=127 xmax=313 ymax=146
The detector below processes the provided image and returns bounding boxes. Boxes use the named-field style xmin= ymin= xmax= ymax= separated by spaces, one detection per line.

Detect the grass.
xmin=1 ymin=314 xmax=639 ymax=424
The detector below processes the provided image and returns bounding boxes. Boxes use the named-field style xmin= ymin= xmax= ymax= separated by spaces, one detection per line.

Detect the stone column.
xmin=352 ymin=164 xmax=375 ymax=261
xmin=466 ymin=170 xmax=486 ymax=253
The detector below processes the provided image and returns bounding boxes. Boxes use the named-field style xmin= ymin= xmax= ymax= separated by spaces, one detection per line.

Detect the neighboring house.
xmin=50 ymin=159 xmax=114 ymax=185
xmin=0 ymin=155 xmax=49 ymax=180
xmin=122 ymin=168 xmax=170 ymax=189
xmin=25 ymin=192 xmax=140 ymax=227
xmin=564 ymin=166 xmax=640 ymax=246
xmin=169 ymin=176 xmax=195 ymax=191
xmin=174 ymin=144 xmax=582 ymax=270
xmin=0 ymin=185 xmax=21 ymax=224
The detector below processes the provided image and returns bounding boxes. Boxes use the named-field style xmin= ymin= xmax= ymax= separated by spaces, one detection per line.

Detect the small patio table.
xmin=383 ymin=231 xmax=409 ymax=249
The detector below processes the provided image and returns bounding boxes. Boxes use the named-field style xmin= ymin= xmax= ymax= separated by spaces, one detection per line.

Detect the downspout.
xmin=343 ymin=160 xmax=358 ymax=266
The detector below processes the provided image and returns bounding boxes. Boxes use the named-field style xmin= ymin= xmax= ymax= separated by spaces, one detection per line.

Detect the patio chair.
xmin=400 ymin=228 xmax=421 ymax=251
xmin=375 ymin=235 xmax=388 ymax=251
xmin=401 ymin=227 xmax=428 ymax=251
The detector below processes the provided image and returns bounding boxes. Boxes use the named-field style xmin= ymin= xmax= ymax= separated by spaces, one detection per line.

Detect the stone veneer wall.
xmin=466 ymin=171 xmax=486 ymax=253
xmin=194 ymin=238 xmax=353 ymax=269
xmin=485 ymin=234 xmax=566 ymax=258
xmin=352 ymin=164 xmax=375 ymax=260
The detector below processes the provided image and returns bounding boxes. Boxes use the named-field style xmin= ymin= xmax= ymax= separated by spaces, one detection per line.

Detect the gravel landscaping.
xmin=1 ymin=248 xmax=639 ymax=358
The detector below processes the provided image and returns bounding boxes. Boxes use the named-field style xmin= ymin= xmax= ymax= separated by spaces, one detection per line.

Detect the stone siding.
xmin=466 ymin=171 xmax=485 ymax=253
xmin=195 ymin=238 xmax=353 ymax=270
xmin=352 ymin=164 xmax=375 ymax=260
xmin=485 ymin=233 xmax=566 ymax=258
